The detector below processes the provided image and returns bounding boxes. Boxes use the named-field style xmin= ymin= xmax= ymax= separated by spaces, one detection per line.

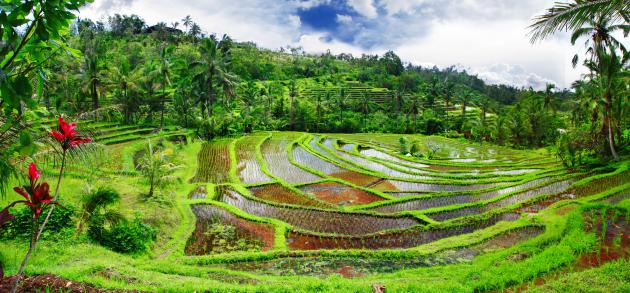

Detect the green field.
xmin=1 ymin=128 xmax=628 ymax=292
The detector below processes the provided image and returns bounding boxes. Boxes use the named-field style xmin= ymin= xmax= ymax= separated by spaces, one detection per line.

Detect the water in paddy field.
xmin=217 ymin=226 xmax=543 ymax=277
xmin=183 ymin=132 xmax=628 ymax=280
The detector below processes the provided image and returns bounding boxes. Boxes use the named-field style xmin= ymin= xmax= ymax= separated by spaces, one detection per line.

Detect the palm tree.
xmin=288 ymin=79 xmax=298 ymax=130
xmin=543 ymin=83 xmax=556 ymax=110
xmin=137 ymin=141 xmax=181 ymax=197
xmin=173 ymin=82 xmax=194 ymax=128
xmin=528 ymin=0 xmax=629 ymax=43
xmin=193 ymin=37 xmax=236 ymax=118
xmin=336 ymin=87 xmax=349 ymax=125
xmin=108 ymin=57 xmax=141 ymax=123
xmin=476 ymin=96 xmax=493 ymax=125
xmin=443 ymin=81 xmax=455 ymax=111
xmin=457 ymin=90 xmax=474 ymax=117
xmin=529 ymin=0 xmax=628 ymax=160
xmin=190 ymin=23 xmax=202 ymax=41
xmin=182 ymin=15 xmax=192 ymax=32
xmin=81 ymin=48 xmax=102 ymax=112
xmin=359 ymin=90 xmax=371 ymax=129
xmin=588 ymin=49 xmax=626 ymax=160
xmin=263 ymin=83 xmax=275 ymax=121
xmin=158 ymin=45 xmax=175 ymax=128
xmin=394 ymin=87 xmax=405 ymax=118
xmin=315 ymin=93 xmax=326 ymax=132
xmin=138 ymin=61 xmax=160 ymax=123
xmin=406 ymin=95 xmax=422 ymax=131
xmin=240 ymin=81 xmax=260 ymax=133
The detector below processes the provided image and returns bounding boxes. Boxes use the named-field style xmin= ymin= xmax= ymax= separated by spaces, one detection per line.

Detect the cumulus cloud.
xmin=86 ymin=0 xmax=134 ymax=13
xmin=378 ymin=0 xmax=426 ymax=16
xmin=336 ymin=14 xmax=353 ymax=24
xmin=462 ymin=64 xmax=557 ymax=90
xmin=347 ymin=0 xmax=378 ymax=18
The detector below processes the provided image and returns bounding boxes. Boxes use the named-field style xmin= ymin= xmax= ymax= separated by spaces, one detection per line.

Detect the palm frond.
xmin=529 ymin=0 xmax=629 ymax=43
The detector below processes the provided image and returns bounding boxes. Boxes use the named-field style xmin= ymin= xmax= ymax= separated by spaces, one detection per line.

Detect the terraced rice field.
xmin=182 ymin=131 xmax=629 ymax=290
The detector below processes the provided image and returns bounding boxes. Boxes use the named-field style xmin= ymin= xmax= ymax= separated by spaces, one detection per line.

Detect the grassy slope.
xmin=0 ymin=131 xmax=628 ymax=292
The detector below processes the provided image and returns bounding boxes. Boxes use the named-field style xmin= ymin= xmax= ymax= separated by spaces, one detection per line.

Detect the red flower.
xmin=50 ymin=116 xmax=92 ymax=150
xmin=12 ymin=163 xmax=53 ymax=217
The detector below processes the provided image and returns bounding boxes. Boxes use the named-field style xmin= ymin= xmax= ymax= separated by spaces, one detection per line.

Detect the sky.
xmin=77 ymin=0 xmax=607 ymax=90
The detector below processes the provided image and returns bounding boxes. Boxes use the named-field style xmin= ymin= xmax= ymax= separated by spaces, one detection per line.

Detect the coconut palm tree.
xmin=137 ymin=141 xmax=181 ymax=197
xmin=443 ymin=81 xmax=455 ymax=111
xmin=193 ymin=37 xmax=237 ymax=118
xmin=457 ymin=89 xmax=474 ymax=117
xmin=80 ymin=48 xmax=102 ymax=112
xmin=288 ymin=79 xmax=298 ymax=130
xmin=138 ymin=61 xmax=160 ymax=123
xmin=528 ymin=0 xmax=629 ymax=44
xmin=529 ymin=0 xmax=628 ymax=160
xmin=158 ymin=45 xmax=175 ymax=128
xmin=108 ymin=57 xmax=142 ymax=123
xmin=406 ymin=95 xmax=422 ymax=130
xmin=543 ymin=83 xmax=556 ymax=110
xmin=359 ymin=90 xmax=372 ymax=129
xmin=336 ymin=87 xmax=349 ymax=125
xmin=476 ymin=96 xmax=493 ymax=125
xmin=182 ymin=15 xmax=192 ymax=32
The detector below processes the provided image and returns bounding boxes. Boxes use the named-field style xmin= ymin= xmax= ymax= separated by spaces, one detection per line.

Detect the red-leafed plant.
xmin=4 ymin=116 xmax=92 ymax=293
xmin=50 ymin=116 xmax=93 ymax=151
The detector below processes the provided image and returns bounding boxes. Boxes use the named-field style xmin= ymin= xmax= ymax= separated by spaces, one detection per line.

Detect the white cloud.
xmin=394 ymin=18 xmax=581 ymax=88
xmin=336 ymin=14 xmax=353 ymax=24
xmin=296 ymin=33 xmax=369 ymax=56
xmin=378 ymin=0 xmax=425 ymax=16
xmin=461 ymin=63 xmax=556 ymax=90
xmin=294 ymin=0 xmax=330 ymax=9
xmin=347 ymin=0 xmax=378 ymax=18
xmin=77 ymin=0 xmax=606 ymax=89
xmin=79 ymin=0 xmax=302 ymax=48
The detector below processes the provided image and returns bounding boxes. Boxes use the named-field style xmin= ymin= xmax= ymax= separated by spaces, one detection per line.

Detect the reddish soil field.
xmin=578 ymin=214 xmax=629 ymax=268
xmin=0 ymin=274 xmax=107 ymax=292
xmin=299 ymin=182 xmax=385 ymax=206
xmin=186 ymin=205 xmax=275 ymax=255
xmin=517 ymin=171 xmax=630 ymax=214
xmin=503 ymin=211 xmax=629 ymax=292
xmin=329 ymin=170 xmax=380 ymax=186
xmin=287 ymin=213 xmax=516 ymax=250
xmin=249 ymin=184 xmax=330 ymax=208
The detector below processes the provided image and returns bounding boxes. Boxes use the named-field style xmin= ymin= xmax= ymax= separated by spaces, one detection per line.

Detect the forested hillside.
xmin=39 ymin=14 xmax=584 ymax=146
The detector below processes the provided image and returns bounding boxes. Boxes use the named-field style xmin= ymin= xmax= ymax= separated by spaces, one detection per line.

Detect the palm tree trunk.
xmin=160 ymin=87 xmax=165 ymax=129
xmin=91 ymin=80 xmax=98 ymax=111
xmin=207 ymin=72 xmax=214 ymax=118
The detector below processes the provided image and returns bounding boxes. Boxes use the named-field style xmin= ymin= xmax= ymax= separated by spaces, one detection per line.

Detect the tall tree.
xmin=193 ymin=37 xmax=236 ymax=118
xmin=530 ymin=0 xmax=628 ymax=160
xmin=288 ymin=79 xmax=298 ymax=130
xmin=336 ymin=88 xmax=349 ymax=125
xmin=108 ymin=57 xmax=141 ymax=123
xmin=158 ymin=45 xmax=175 ymax=128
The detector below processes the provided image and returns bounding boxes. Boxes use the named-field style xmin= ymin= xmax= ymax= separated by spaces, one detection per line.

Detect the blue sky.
xmin=77 ymin=0 xmax=613 ymax=89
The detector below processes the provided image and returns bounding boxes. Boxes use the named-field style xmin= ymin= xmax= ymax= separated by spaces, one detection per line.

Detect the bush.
xmin=88 ymin=216 xmax=156 ymax=253
xmin=0 ymin=205 xmax=75 ymax=240
xmin=555 ymin=126 xmax=597 ymax=168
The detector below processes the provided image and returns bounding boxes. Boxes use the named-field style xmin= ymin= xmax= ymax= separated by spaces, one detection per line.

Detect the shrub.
xmin=555 ymin=126 xmax=597 ymax=168
xmin=0 ymin=205 xmax=75 ymax=240
xmin=89 ymin=216 xmax=156 ymax=253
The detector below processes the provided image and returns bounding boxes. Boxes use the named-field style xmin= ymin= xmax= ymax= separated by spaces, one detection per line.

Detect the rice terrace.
xmin=0 ymin=0 xmax=629 ymax=292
